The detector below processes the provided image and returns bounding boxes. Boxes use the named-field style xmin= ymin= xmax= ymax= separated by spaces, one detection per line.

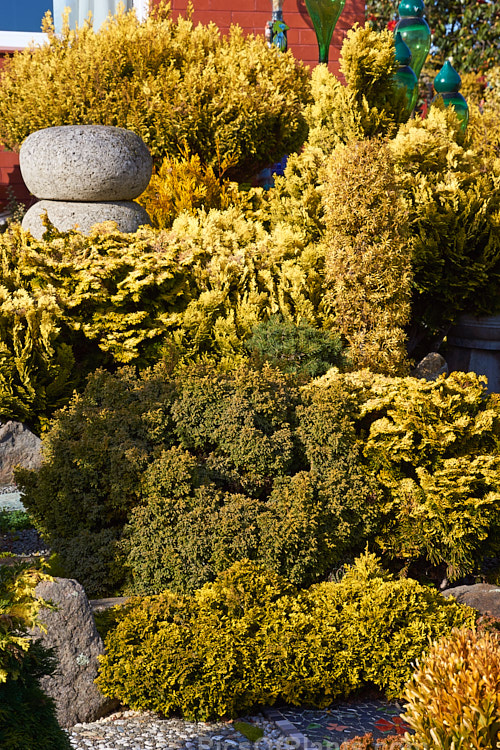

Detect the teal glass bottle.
xmin=393 ymin=31 xmax=418 ymax=115
xmin=433 ymin=61 xmax=469 ymax=131
xmin=304 ymin=0 xmax=346 ymax=64
xmin=394 ymin=0 xmax=430 ymax=80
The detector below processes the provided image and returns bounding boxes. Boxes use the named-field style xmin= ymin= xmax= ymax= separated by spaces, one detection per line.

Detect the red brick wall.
xmin=0 ymin=0 xmax=365 ymax=211
xmin=0 ymin=49 xmax=32 ymax=209
xmin=165 ymin=0 xmax=365 ymax=76
xmin=0 ymin=148 xmax=31 ymax=212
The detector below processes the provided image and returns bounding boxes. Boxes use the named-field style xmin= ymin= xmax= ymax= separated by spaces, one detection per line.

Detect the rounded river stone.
xmin=20 ymin=125 xmax=153 ymax=201
xmin=22 ymin=199 xmax=151 ymax=238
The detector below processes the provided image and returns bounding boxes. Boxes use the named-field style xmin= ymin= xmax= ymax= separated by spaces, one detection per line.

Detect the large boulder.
xmin=0 ymin=420 xmax=42 ymax=487
xmin=20 ymin=125 xmax=153 ymax=201
xmin=443 ymin=583 xmax=500 ymax=618
xmin=30 ymin=577 xmax=117 ymax=728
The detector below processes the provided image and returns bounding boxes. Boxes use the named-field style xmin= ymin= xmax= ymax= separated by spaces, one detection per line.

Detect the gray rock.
xmin=443 ymin=583 xmax=500 ymax=618
xmin=30 ymin=577 xmax=117 ymax=728
xmin=0 ymin=421 xmax=42 ymax=487
xmin=22 ymin=199 xmax=151 ymax=238
xmin=411 ymin=352 xmax=448 ymax=381
xmin=20 ymin=125 xmax=152 ymax=201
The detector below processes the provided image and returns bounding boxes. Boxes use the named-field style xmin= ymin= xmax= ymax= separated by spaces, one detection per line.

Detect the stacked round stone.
xmin=21 ymin=125 xmax=152 ymax=238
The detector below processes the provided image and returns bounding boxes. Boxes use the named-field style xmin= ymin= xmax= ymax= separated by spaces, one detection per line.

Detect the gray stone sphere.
xmin=22 ymin=199 xmax=151 ymax=238
xmin=20 ymin=125 xmax=153 ymax=201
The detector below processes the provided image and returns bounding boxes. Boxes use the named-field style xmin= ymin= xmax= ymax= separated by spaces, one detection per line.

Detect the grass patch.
xmin=0 ymin=509 xmax=33 ymax=533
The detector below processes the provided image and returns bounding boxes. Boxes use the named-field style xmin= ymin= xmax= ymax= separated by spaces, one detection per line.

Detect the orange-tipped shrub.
xmin=340 ymin=735 xmax=405 ymax=750
xmin=403 ymin=627 xmax=500 ymax=749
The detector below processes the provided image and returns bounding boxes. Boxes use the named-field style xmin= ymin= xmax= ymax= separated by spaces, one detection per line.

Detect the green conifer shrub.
xmin=96 ymin=555 xmax=474 ymax=721
xmin=124 ymin=456 xmax=265 ymax=594
xmin=305 ymin=368 xmax=500 ymax=580
xmin=19 ymin=360 xmax=380 ymax=596
xmin=0 ymin=4 xmax=310 ymax=182
xmin=257 ymin=454 xmax=381 ymax=585
xmin=322 ymin=139 xmax=412 ymax=375
xmin=123 ymin=361 xmax=381 ymax=594
xmin=170 ymin=362 xmax=300 ymax=497
xmin=19 ymin=355 xmax=500 ymax=595
xmin=246 ymin=314 xmax=347 ymax=377
xmin=124 ymin=445 xmax=380 ymax=594
xmin=0 ymin=564 xmax=71 ymax=750
xmin=22 ymin=355 xmax=500 ymax=595
xmin=16 ymin=365 xmax=175 ymax=596
xmin=304 ymin=24 xmax=408 ymax=154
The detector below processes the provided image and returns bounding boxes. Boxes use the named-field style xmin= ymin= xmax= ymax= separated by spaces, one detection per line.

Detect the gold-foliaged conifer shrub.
xmin=96 ymin=555 xmax=474 ymax=721
xmin=0 ymin=212 xmax=333 ymax=430
xmin=0 ymin=2 xmax=310 ymax=182
xmin=304 ymin=24 xmax=409 ymax=154
xmin=321 ymin=138 xmax=412 ymax=376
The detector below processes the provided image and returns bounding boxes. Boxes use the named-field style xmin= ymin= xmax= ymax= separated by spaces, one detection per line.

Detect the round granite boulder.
xmin=20 ymin=125 xmax=153 ymax=201
xmin=22 ymin=199 xmax=151 ymax=238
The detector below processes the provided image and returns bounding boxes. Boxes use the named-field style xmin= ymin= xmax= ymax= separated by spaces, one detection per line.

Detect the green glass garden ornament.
xmin=272 ymin=19 xmax=289 ymax=51
xmin=393 ymin=31 xmax=418 ymax=115
xmin=394 ymin=0 xmax=430 ymax=80
xmin=304 ymin=0 xmax=346 ymax=64
xmin=433 ymin=60 xmax=469 ymax=131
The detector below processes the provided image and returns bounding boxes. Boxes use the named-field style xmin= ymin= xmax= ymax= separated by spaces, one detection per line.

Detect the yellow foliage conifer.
xmin=304 ymin=24 xmax=408 ymax=154
xmin=0 ymin=3 xmax=309 ymax=182
xmin=322 ymin=139 xmax=412 ymax=375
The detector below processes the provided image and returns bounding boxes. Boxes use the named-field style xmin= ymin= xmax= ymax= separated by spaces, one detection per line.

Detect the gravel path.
xmin=0 ymin=485 xmax=24 ymax=511
xmin=66 ymin=711 xmax=294 ymax=750
xmin=64 ymin=702 xmax=410 ymax=750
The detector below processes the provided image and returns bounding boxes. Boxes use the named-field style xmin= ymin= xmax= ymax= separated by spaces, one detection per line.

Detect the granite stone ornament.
xmin=21 ymin=125 xmax=152 ymax=238
xmin=23 ymin=199 xmax=151 ymax=238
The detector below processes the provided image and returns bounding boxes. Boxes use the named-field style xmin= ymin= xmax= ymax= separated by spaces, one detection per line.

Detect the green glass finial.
xmin=434 ymin=60 xmax=461 ymax=93
xmin=394 ymin=32 xmax=418 ymax=116
xmin=398 ymin=0 xmax=424 ymax=18
xmin=394 ymin=31 xmax=412 ymax=66
xmin=432 ymin=61 xmax=469 ymax=131
xmin=304 ymin=0 xmax=346 ymax=64
xmin=394 ymin=0 xmax=430 ymax=80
